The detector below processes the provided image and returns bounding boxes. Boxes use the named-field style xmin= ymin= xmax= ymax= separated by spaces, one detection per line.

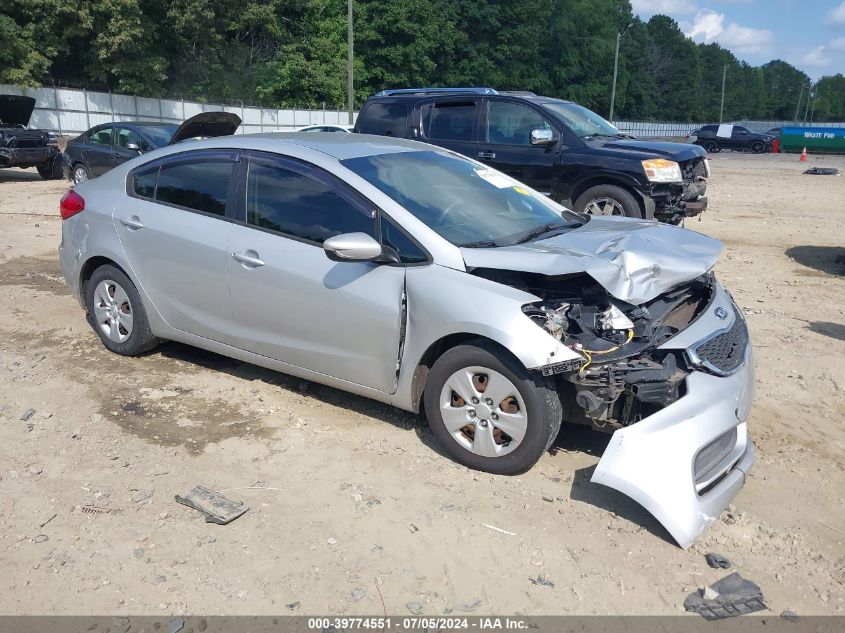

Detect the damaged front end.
xmin=471 ymin=263 xmax=754 ymax=548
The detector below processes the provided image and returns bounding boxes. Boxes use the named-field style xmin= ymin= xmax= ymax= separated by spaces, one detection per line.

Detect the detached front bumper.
xmin=591 ymin=287 xmax=754 ymax=548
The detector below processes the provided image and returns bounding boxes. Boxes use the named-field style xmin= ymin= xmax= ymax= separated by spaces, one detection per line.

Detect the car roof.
xmin=365 ymin=92 xmax=573 ymax=106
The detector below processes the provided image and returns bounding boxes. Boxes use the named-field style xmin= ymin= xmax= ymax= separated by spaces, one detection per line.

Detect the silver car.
xmin=58 ymin=133 xmax=754 ymax=548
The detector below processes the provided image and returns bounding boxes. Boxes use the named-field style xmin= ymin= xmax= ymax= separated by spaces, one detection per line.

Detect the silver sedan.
xmin=58 ymin=133 xmax=754 ymax=548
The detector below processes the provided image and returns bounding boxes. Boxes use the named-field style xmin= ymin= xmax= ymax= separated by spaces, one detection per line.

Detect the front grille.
xmin=693 ymin=308 xmax=748 ymax=375
xmin=695 ymin=427 xmax=739 ymax=490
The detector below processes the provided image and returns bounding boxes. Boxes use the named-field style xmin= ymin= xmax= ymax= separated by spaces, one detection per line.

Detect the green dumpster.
xmin=781 ymin=126 xmax=845 ymax=154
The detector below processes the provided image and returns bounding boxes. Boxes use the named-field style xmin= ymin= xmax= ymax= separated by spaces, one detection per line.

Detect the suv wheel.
xmin=72 ymin=164 xmax=90 ymax=185
xmin=575 ymin=185 xmax=642 ymax=218
xmin=423 ymin=342 xmax=562 ymax=475
xmin=751 ymin=141 xmax=764 ymax=153
xmin=704 ymin=141 xmax=719 ymax=153
xmin=85 ymin=264 xmax=158 ymax=356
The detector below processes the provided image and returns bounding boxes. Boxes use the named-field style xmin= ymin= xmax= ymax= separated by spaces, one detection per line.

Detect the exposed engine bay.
xmin=473 ymin=268 xmax=715 ymax=430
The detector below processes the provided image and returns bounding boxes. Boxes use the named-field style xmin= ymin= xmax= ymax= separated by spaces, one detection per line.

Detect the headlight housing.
xmin=642 ymin=158 xmax=682 ymax=183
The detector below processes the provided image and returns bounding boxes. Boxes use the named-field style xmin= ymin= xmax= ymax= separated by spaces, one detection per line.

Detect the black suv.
xmin=354 ymin=88 xmax=708 ymax=224
xmin=694 ymin=124 xmax=774 ymax=154
xmin=0 ymin=95 xmax=63 ymax=179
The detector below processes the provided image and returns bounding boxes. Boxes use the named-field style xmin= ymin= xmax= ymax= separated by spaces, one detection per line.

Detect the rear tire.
xmin=423 ymin=341 xmax=562 ymax=475
xmin=751 ymin=141 xmax=764 ymax=153
xmin=72 ymin=163 xmax=90 ymax=185
xmin=84 ymin=264 xmax=158 ymax=356
xmin=574 ymin=184 xmax=643 ymax=218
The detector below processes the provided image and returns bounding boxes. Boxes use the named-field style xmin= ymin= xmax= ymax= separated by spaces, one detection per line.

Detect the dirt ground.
xmin=0 ymin=152 xmax=843 ymax=617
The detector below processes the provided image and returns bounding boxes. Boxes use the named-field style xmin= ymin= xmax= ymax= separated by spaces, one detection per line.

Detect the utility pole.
xmin=347 ymin=0 xmax=354 ymax=124
xmin=609 ymin=23 xmax=632 ymax=123
xmin=794 ymin=83 xmax=805 ymax=123
xmin=719 ymin=64 xmax=727 ymax=123
xmin=803 ymin=83 xmax=812 ymax=125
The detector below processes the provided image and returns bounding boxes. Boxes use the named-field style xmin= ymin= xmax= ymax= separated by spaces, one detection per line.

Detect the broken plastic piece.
xmin=803 ymin=167 xmax=840 ymax=176
xmin=705 ymin=552 xmax=732 ymax=569
xmin=683 ymin=572 xmax=767 ymax=620
xmin=175 ymin=486 xmax=248 ymax=525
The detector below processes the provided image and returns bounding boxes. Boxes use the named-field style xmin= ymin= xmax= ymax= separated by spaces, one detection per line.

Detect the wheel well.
xmin=409 ymin=333 xmax=524 ymax=414
xmin=569 ymin=177 xmax=644 ymax=214
xmin=79 ymin=256 xmax=128 ymax=301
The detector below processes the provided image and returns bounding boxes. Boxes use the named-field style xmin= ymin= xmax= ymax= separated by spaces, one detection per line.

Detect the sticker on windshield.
xmin=474 ymin=168 xmax=516 ymax=189
xmin=513 ymin=186 xmax=530 ymax=195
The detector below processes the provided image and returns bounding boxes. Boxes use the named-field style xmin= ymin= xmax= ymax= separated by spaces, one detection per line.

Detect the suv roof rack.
xmin=498 ymin=91 xmax=537 ymax=96
xmin=373 ymin=87 xmax=499 ymax=97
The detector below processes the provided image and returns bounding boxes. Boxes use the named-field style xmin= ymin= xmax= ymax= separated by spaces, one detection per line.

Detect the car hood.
xmin=460 ymin=216 xmax=722 ymax=305
xmin=591 ymin=138 xmax=706 ymax=162
xmin=170 ymin=111 xmax=241 ymax=144
xmin=0 ymin=95 xmax=36 ymax=127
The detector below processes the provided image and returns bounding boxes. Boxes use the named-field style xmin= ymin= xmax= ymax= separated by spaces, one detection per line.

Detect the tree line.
xmin=2 ymin=0 xmax=844 ymax=122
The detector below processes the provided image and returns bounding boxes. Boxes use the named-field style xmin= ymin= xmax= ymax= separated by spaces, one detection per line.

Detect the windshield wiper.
xmin=513 ymin=221 xmax=574 ymax=245
xmin=461 ymin=239 xmax=501 ymax=248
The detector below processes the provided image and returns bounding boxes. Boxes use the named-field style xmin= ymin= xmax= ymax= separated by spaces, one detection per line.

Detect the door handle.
xmin=232 ymin=250 xmax=265 ymax=268
xmin=119 ymin=216 xmax=144 ymax=230
xmin=477 ymin=151 xmax=496 ymax=160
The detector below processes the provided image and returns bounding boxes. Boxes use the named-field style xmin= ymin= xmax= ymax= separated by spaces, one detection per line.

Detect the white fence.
xmin=1 ymin=83 xmax=355 ymax=136
xmin=615 ymin=119 xmax=845 ymax=139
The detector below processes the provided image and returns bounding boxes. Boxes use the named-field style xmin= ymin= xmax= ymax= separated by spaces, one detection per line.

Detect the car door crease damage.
xmin=60 ymin=132 xmax=755 ymax=549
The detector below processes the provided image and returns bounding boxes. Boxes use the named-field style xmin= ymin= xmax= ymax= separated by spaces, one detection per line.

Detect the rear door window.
xmin=156 ymin=160 xmax=234 ymax=216
xmin=245 ymin=155 xmax=376 ymax=244
xmin=421 ymin=100 xmax=477 ymax=142
xmin=356 ymin=103 xmax=408 ymax=137
xmin=89 ymin=127 xmax=113 ymax=145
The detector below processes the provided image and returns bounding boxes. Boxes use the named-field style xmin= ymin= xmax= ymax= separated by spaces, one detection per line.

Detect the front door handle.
xmin=477 ymin=151 xmax=496 ymax=160
xmin=119 ymin=216 xmax=144 ymax=230
xmin=232 ymin=250 xmax=265 ymax=268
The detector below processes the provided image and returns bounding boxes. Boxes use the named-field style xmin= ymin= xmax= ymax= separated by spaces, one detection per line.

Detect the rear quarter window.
xmin=357 ymin=103 xmax=408 ymax=137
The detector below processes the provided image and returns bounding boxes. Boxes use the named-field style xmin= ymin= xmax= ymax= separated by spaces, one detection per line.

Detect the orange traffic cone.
xmin=800 ymin=147 xmax=808 ymax=161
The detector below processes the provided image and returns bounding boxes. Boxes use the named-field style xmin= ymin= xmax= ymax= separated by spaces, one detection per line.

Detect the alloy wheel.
xmin=73 ymin=166 xmax=88 ymax=184
xmin=92 ymin=279 xmax=133 ymax=343
xmin=439 ymin=366 xmax=528 ymax=458
xmin=583 ymin=196 xmax=624 ymax=216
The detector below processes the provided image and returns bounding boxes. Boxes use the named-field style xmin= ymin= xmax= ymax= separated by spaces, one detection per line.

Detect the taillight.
xmin=59 ymin=190 xmax=85 ymax=220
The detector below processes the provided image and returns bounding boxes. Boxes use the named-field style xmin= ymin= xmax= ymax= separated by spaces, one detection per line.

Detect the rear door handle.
xmin=232 ymin=250 xmax=265 ymax=268
xmin=477 ymin=151 xmax=496 ymax=160
xmin=119 ymin=216 xmax=144 ymax=230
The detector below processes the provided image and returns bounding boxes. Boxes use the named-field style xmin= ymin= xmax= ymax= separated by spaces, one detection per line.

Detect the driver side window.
xmin=116 ymin=128 xmax=149 ymax=151
xmin=484 ymin=101 xmax=551 ymax=145
xmin=89 ymin=127 xmax=113 ymax=145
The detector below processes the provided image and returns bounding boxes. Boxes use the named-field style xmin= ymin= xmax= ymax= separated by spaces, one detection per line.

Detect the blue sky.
xmin=630 ymin=0 xmax=845 ymax=79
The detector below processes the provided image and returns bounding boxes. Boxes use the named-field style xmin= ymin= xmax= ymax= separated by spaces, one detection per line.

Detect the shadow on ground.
xmin=0 ymin=168 xmax=43 ymax=183
xmin=786 ymin=245 xmax=845 ymax=276
xmin=807 ymin=321 xmax=845 ymax=343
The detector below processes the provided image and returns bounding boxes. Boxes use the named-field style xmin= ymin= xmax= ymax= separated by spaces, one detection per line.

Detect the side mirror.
xmin=125 ymin=142 xmax=142 ymax=152
xmin=323 ymin=232 xmax=384 ymax=262
xmin=530 ymin=129 xmax=555 ymax=146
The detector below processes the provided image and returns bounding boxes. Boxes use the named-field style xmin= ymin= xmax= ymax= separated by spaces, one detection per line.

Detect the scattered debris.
xmin=175 ymin=486 xmax=248 ymax=525
xmin=405 ymin=602 xmax=423 ymax=615
xmin=780 ymin=610 xmax=800 ymax=623
xmin=480 ymin=523 xmax=516 ymax=536
xmin=542 ymin=495 xmax=554 ymax=503
xmin=285 ymin=602 xmax=300 ymax=611
xmin=20 ymin=408 xmax=35 ymax=421
xmin=28 ymin=464 xmax=42 ymax=476
xmin=39 ymin=513 xmax=57 ymax=529
xmin=408 ymin=523 xmax=419 ymax=533
xmin=351 ymin=588 xmax=367 ymax=602
xmin=326 ymin=537 xmax=338 ymax=545
xmin=454 ymin=597 xmax=482 ymax=612
xmin=684 ymin=573 xmax=767 ymax=620
xmin=133 ymin=490 xmax=154 ymax=504
xmin=803 ymin=167 xmax=840 ymax=176
xmin=81 ymin=505 xmax=111 ymax=515
xmin=529 ymin=573 xmax=555 ymax=588
xmin=705 ymin=552 xmax=732 ymax=569
xmin=32 ymin=534 xmax=48 ymax=544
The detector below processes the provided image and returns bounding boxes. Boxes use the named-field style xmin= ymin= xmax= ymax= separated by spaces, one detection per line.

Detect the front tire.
xmin=704 ymin=141 xmax=719 ymax=153
xmin=423 ymin=342 xmax=562 ymax=475
xmin=84 ymin=264 xmax=158 ymax=356
xmin=574 ymin=184 xmax=643 ymax=218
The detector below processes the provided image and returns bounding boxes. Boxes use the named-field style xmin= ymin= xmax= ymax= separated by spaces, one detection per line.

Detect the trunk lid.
xmin=460 ymin=216 xmax=722 ymax=305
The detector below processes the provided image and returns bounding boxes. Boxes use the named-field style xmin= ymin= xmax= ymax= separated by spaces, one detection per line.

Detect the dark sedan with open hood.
xmin=62 ymin=112 xmax=241 ymax=184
